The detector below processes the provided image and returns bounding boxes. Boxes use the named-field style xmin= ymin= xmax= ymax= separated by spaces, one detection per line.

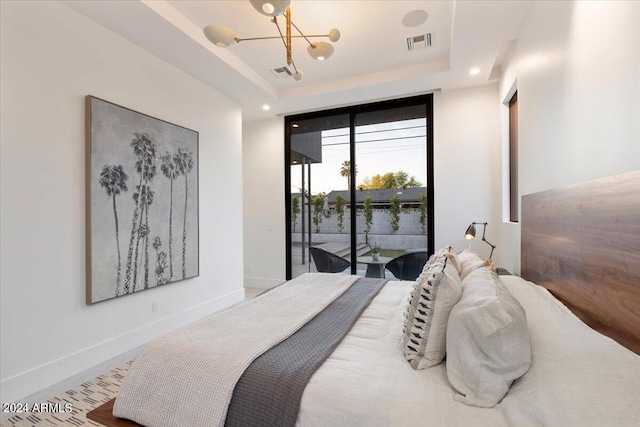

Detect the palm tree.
xmin=152 ymin=236 xmax=168 ymax=286
xmin=142 ymin=205 xmax=152 ymax=290
xmin=131 ymin=151 xmax=156 ymax=291
xmin=152 ymin=236 xmax=167 ymax=285
xmin=135 ymin=222 xmax=149 ymax=290
xmin=152 ymin=236 xmax=162 ymax=252
xmin=131 ymin=157 xmax=156 ymax=292
xmin=340 ymin=160 xmax=356 ymax=190
xmin=124 ymin=132 xmax=156 ymax=294
xmin=155 ymin=252 xmax=169 ymax=286
xmin=160 ymin=151 xmax=179 ymax=280
xmin=133 ymin=185 xmax=154 ymax=290
xmin=174 ymin=148 xmax=194 ymax=279
xmin=98 ymin=165 xmax=128 ymax=296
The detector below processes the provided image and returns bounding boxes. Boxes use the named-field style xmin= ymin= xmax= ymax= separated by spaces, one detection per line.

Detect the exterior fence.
xmin=291 ymin=209 xmax=427 ymax=251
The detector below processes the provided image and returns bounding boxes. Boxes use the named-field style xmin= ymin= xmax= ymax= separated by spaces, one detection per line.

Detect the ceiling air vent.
xmin=269 ymin=66 xmax=293 ymax=79
xmin=407 ymin=33 xmax=432 ymax=51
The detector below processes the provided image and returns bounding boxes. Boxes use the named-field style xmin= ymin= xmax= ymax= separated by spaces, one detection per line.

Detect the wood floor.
xmin=1 ymin=287 xmax=264 ymax=427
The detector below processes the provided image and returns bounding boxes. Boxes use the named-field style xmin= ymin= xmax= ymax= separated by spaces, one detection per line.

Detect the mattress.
xmin=297 ymin=276 xmax=640 ymax=427
xmin=114 ymin=274 xmax=640 ymax=427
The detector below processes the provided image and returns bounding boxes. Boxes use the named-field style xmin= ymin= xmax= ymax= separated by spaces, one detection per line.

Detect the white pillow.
xmin=446 ymin=266 xmax=531 ymax=407
xmin=403 ymin=255 xmax=462 ymax=369
xmin=457 ymin=248 xmax=491 ymax=280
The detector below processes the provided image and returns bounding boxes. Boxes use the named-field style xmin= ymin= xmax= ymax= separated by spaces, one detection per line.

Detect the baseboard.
xmin=0 ymin=289 xmax=244 ymax=404
xmin=244 ymin=276 xmax=284 ymax=289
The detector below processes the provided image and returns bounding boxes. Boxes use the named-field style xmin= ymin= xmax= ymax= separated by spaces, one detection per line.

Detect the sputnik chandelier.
xmin=203 ymin=0 xmax=340 ymax=81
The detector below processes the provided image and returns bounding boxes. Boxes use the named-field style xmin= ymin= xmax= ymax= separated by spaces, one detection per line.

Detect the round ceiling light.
xmin=203 ymin=25 xmax=238 ymax=47
xmin=470 ymin=67 xmax=480 ymax=75
xmin=402 ymin=10 xmax=429 ymax=27
xmin=249 ymin=0 xmax=291 ymax=17
xmin=262 ymin=104 xmax=271 ymax=111
xmin=307 ymin=42 xmax=334 ymax=61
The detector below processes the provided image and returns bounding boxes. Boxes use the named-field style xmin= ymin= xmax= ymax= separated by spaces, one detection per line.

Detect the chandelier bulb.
xmin=293 ymin=70 xmax=304 ymax=81
xmin=328 ymin=28 xmax=341 ymax=43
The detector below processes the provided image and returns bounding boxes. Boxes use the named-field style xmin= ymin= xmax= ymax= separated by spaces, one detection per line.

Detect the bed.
xmin=89 ymin=170 xmax=640 ymax=427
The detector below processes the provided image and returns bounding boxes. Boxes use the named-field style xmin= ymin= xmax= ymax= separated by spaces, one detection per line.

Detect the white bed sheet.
xmin=297 ymin=276 xmax=640 ymax=427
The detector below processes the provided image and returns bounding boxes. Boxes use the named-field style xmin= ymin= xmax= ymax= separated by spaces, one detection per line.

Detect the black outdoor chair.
xmin=310 ymin=247 xmax=351 ymax=273
xmin=385 ymin=251 xmax=429 ymax=281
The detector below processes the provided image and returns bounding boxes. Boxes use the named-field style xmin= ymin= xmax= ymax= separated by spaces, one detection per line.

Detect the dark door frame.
xmin=285 ymin=94 xmax=434 ymax=279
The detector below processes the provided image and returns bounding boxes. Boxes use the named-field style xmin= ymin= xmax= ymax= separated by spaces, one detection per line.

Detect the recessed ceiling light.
xmin=470 ymin=67 xmax=480 ymax=75
xmin=262 ymin=104 xmax=271 ymax=111
xmin=402 ymin=10 xmax=429 ymax=27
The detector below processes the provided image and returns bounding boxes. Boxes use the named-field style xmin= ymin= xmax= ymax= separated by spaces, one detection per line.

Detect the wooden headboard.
xmin=521 ymin=170 xmax=640 ymax=355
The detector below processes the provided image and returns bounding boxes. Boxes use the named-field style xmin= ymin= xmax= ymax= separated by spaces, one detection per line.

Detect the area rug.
xmin=1 ymin=362 xmax=131 ymax=427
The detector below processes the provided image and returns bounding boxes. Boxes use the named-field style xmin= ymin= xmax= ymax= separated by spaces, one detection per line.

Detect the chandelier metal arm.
xmin=239 ymin=34 xmax=333 ymax=42
xmin=289 ymin=20 xmax=313 ymax=46
xmin=272 ymin=15 xmax=290 ymax=65
xmin=286 ymin=8 xmax=292 ymax=65
xmin=272 ymin=14 xmax=299 ymax=73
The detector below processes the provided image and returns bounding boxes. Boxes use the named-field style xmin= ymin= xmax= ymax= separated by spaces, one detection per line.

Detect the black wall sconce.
xmin=464 ymin=222 xmax=496 ymax=259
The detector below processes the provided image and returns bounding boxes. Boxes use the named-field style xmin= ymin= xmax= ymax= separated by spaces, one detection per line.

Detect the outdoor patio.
xmin=291 ymin=241 xmax=403 ymax=279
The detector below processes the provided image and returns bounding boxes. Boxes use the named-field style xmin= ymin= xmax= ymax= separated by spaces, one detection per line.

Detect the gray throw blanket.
xmin=225 ymin=277 xmax=388 ymax=427
xmin=113 ymin=273 xmax=359 ymax=427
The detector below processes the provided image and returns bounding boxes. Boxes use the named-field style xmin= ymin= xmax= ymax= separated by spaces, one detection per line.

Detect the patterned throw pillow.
xmin=403 ymin=255 xmax=462 ymax=369
xmin=420 ymin=246 xmax=461 ymax=277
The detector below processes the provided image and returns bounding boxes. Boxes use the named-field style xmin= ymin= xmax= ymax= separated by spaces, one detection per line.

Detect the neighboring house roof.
xmin=292 ymin=187 xmax=427 ymax=206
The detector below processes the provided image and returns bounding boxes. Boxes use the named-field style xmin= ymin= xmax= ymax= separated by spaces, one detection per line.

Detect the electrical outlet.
xmin=152 ymin=301 xmax=159 ymax=313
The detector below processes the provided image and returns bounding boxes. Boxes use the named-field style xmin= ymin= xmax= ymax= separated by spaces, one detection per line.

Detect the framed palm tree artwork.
xmin=86 ymin=96 xmax=199 ymax=304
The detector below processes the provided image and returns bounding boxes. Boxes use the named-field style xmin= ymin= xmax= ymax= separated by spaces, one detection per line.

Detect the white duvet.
xmin=113 ymin=273 xmax=359 ymax=427
xmin=297 ymin=276 xmax=640 ymax=427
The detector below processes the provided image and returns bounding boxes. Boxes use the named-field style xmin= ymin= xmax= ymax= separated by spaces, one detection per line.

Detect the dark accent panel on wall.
xmin=521 ymin=170 xmax=640 ymax=354
xmin=508 ymin=92 xmax=518 ymax=222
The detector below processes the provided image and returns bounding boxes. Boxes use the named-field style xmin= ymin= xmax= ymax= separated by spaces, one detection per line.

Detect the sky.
xmin=291 ymin=118 xmax=427 ymax=195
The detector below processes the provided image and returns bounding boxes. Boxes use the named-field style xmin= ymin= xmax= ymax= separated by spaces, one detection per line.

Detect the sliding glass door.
xmin=285 ymin=95 xmax=433 ymax=279
xmin=287 ymin=113 xmax=350 ymax=279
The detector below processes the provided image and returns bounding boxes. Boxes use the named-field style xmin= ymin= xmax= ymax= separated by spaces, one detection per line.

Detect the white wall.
xmin=242 ymin=118 xmax=286 ymax=289
xmin=498 ymin=0 xmax=640 ymax=273
xmin=0 ymin=1 xmax=244 ymax=403
xmin=242 ymin=85 xmax=502 ymax=283
xmin=434 ymin=85 xmax=502 ymax=261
